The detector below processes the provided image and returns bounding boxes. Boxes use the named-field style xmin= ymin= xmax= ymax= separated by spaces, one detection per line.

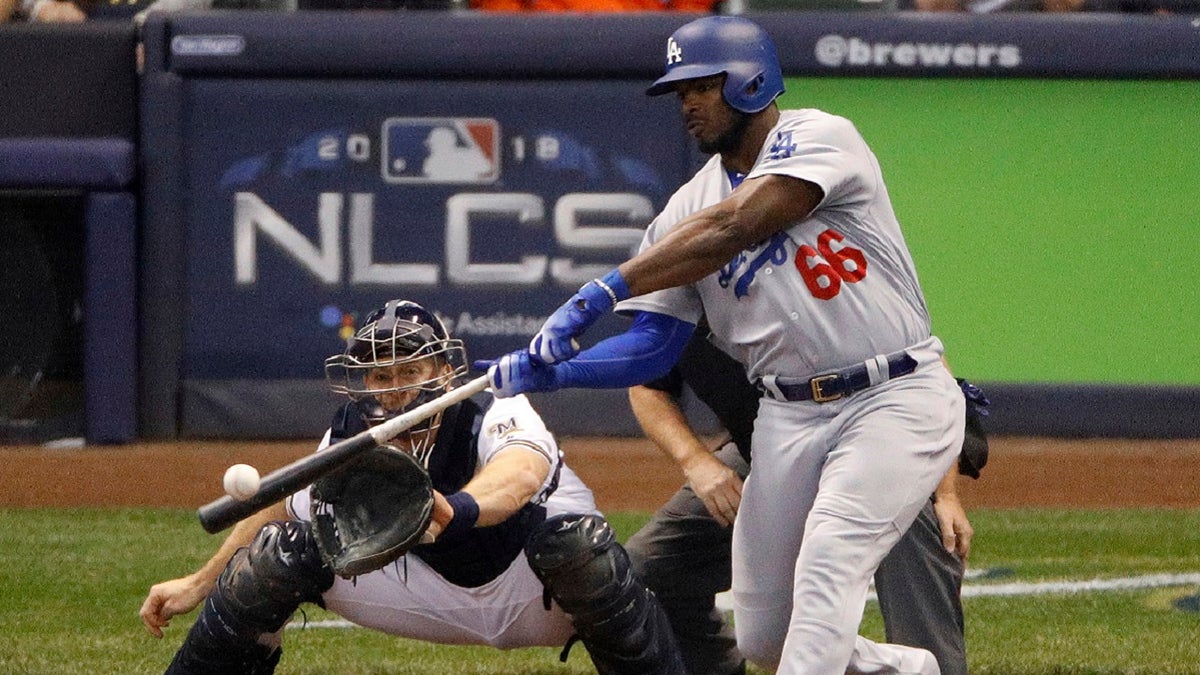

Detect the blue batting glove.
xmin=474 ymin=352 xmax=560 ymax=398
xmin=530 ymin=269 xmax=630 ymax=365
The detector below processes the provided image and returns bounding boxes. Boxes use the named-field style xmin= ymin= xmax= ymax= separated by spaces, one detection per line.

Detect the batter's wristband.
xmin=596 ymin=269 xmax=631 ymax=306
xmin=591 ymin=279 xmax=619 ymax=306
xmin=442 ymin=491 xmax=480 ymax=539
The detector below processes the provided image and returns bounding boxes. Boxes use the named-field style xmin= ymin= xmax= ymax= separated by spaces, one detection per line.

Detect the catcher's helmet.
xmin=325 ymin=300 xmax=467 ymax=462
xmin=646 ymin=16 xmax=784 ymax=115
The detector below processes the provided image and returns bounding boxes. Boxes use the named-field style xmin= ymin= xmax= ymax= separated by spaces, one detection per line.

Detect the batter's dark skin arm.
xmin=620 ymin=174 xmax=823 ymax=296
xmin=615 ymin=88 xmax=824 ymax=297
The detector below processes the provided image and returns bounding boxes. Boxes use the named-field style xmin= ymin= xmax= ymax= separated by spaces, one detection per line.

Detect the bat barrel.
xmin=197 ymin=433 xmax=377 ymax=533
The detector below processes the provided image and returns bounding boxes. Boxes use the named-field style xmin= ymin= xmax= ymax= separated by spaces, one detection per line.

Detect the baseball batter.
xmin=481 ymin=16 xmax=965 ymax=675
xmin=623 ymin=327 xmax=988 ymax=675
xmin=140 ymin=300 xmax=685 ymax=674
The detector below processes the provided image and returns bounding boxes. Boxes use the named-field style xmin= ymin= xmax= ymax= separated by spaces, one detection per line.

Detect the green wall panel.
xmin=779 ymin=78 xmax=1199 ymax=385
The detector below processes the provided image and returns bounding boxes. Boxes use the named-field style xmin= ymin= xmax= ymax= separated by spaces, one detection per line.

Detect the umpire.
xmin=623 ymin=325 xmax=989 ymax=675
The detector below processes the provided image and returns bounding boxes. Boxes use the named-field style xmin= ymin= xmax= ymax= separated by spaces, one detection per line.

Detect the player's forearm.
xmin=457 ymin=449 xmax=550 ymax=527
xmin=555 ymin=313 xmax=692 ymax=389
xmin=620 ymin=175 xmax=822 ymax=297
xmin=629 ymin=385 xmax=711 ymax=473
xmin=620 ymin=205 xmax=748 ymax=296
xmin=191 ymin=503 xmax=286 ymax=589
xmin=933 ymin=462 xmax=961 ymax=502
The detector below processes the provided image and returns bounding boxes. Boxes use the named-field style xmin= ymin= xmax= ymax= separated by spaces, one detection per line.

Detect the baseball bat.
xmin=197 ymin=375 xmax=490 ymax=534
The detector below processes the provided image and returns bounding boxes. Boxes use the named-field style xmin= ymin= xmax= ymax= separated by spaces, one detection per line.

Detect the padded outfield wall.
xmin=138 ymin=12 xmax=1200 ymax=440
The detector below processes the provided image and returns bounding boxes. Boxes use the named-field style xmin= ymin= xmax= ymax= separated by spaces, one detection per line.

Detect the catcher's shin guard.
xmin=165 ymin=520 xmax=334 ymax=675
xmin=525 ymin=514 xmax=687 ymax=675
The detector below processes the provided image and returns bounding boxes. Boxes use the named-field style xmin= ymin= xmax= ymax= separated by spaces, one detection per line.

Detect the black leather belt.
xmin=756 ymin=353 xmax=918 ymax=403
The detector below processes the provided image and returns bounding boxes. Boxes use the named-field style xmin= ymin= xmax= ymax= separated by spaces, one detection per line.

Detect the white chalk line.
xmin=290 ymin=572 xmax=1200 ymax=630
xmin=718 ymin=571 xmax=1200 ymax=611
xmin=956 ymin=572 xmax=1200 ymax=599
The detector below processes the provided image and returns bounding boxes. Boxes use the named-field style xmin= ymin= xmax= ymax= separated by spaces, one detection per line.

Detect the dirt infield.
xmin=3 ymin=436 xmax=1199 ymax=511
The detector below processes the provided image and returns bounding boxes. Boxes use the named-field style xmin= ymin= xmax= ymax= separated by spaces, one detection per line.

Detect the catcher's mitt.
xmin=311 ymin=444 xmax=435 ymax=578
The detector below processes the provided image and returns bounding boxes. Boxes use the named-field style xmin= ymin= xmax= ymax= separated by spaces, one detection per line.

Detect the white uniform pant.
xmin=731 ymin=356 xmax=964 ymax=675
xmin=319 ymin=551 xmax=576 ymax=649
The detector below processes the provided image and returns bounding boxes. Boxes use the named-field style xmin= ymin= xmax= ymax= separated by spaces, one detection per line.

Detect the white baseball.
xmin=223 ymin=463 xmax=261 ymax=501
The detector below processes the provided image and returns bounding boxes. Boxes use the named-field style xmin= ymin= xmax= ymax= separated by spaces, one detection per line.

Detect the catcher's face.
xmin=359 ymin=351 xmax=456 ymax=459
xmin=366 ymin=355 xmax=450 ymax=415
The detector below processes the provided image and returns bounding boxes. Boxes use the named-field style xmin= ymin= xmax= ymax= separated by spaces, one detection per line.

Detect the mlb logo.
xmin=381 ymin=117 xmax=500 ymax=184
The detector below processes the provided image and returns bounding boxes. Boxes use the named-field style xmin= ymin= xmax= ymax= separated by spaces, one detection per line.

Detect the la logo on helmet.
xmin=666 ymin=37 xmax=683 ymax=65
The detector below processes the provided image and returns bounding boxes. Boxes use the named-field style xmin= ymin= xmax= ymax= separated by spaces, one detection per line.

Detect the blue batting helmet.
xmin=646 ymin=16 xmax=785 ymax=115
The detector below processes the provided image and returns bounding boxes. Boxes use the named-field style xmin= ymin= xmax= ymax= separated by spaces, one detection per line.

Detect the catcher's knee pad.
xmin=166 ymin=521 xmax=333 ymax=675
xmin=218 ymin=520 xmax=335 ymax=634
xmin=525 ymin=514 xmax=686 ymax=675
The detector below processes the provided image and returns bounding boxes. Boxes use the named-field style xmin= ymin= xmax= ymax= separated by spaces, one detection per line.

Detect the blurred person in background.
xmin=906 ymin=0 xmax=1195 ymax=12
xmin=472 ymin=0 xmax=716 ymax=11
xmin=134 ymin=0 xmax=459 ymax=22
xmin=13 ymin=0 xmax=87 ymax=20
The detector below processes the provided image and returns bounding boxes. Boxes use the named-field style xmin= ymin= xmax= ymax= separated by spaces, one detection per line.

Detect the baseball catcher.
xmin=140 ymin=298 xmax=684 ymax=674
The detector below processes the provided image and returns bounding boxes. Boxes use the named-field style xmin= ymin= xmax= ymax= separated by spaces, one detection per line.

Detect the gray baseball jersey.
xmin=619 ymin=108 xmax=965 ymax=674
xmin=618 ymin=109 xmax=931 ymax=381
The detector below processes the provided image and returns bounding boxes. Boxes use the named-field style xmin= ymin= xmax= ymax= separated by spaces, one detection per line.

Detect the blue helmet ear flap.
xmin=646 ymin=16 xmax=784 ymax=114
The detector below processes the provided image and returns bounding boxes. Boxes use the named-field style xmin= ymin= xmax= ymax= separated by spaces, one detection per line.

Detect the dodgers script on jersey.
xmin=617 ymin=109 xmax=934 ymax=381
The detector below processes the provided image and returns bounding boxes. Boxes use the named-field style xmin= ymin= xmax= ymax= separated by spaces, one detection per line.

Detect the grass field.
xmin=2 ymin=507 xmax=1198 ymax=674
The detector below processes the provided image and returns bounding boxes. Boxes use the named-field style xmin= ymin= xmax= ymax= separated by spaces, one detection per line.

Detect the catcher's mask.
xmin=325 ymin=299 xmax=467 ymax=466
